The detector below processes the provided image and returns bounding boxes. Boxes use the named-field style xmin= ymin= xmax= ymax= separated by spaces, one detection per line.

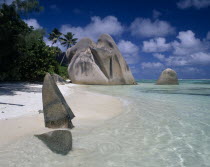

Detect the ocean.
xmin=0 ymin=80 xmax=210 ymax=167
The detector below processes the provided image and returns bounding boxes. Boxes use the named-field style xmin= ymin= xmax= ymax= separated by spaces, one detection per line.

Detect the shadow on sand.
xmin=35 ymin=130 xmax=72 ymax=155
xmin=0 ymin=82 xmax=42 ymax=96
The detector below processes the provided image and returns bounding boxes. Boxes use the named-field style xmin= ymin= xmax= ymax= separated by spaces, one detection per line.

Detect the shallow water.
xmin=1 ymin=80 xmax=210 ymax=167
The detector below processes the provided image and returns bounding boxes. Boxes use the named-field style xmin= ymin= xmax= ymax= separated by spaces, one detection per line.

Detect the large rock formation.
xmin=42 ymin=73 xmax=75 ymax=128
xmin=35 ymin=130 xmax=72 ymax=155
xmin=156 ymin=68 xmax=179 ymax=85
xmin=66 ymin=34 xmax=136 ymax=85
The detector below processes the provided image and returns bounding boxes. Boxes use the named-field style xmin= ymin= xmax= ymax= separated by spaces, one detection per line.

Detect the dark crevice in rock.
xmin=90 ymin=47 xmax=109 ymax=79
xmin=110 ymin=57 xmax=113 ymax=78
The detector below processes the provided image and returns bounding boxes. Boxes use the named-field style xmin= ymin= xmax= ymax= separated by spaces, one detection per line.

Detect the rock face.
xmin=66 ymin=34 xmax=136 ymax=85
xmin=42 ymin=73 xmax=75 ymax=128
xmin=156 ymin=68 xmax=179 ymax=85
xmin=52 ymin=73 xmax=67 ymax=85
xmin=35 ymin=130 xmax=72 ymax=155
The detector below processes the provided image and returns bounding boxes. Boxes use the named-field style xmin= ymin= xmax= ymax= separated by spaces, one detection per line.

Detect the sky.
xmin=1 ymin=0 xmax=210 ymax=79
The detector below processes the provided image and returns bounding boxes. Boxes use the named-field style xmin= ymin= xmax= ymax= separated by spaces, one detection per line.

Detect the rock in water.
xmin=35 ymin=130 xmax=72 ymax=155
xmin=42 ymin=73 xmax=75 ymax=128
xmin=156 ymin=68 xmax=179 ymax=85
xmin=66 ymin=34 xmax=136 ymax=85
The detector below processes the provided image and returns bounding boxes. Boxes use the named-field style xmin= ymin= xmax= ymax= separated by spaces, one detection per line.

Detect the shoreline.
xmin=0 ymin=83 xmax=124 ymax=148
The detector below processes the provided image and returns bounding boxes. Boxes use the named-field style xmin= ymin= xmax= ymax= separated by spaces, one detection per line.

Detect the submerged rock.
xmin=156 ymin=68 xmax=179 ymax=85
xmin=35 ymin=130 xmax=72 ymax=155
xmin=42 ymin=73 xmax=75 ymax=128
xmin=66 ymin=34 xmax=136 ymax=85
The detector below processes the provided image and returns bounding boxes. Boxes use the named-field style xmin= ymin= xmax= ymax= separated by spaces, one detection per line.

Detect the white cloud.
xmin=189 ymin=52 xmax=210 ymax=64
xmin=130 ymin=18 xmax=175 ymax=38
xmin=207 ymin=31 xmax=210 ymax=40
xmin=49 ymin=4 xmax=59 ymax=11
xmin=141 ymin=62 xmax=163 ymax=69
xmin=73 ymin=8 xmax=82 ymax=14
xmin=0 ymin=0 xmax=14 ymax=5
xmin=44 ymin=37 xmax=66 ymax=52
xmin=117 ymin=40 xmax=140 ymax=64
xmin=23 ymin=18 xmax=42 ymax=30
xmin=145 ymin=30 xmax=210 ymax=67
xmin=166 ymin=52 xmax=210 ymax=66
xmin=60 ymin=16 xmax=124 ymax=41
xmin=177 ymin=0 xmax=210 ymax=9
xmin=153 ymin=53 xmax=166 ymax=61
xmin=142 ymin=37 xmax=171 ymax=52
xmin=153 ymin=10 xmax=162 ymax=19
xmin=172 ymin=30 xmax=205 ymax=55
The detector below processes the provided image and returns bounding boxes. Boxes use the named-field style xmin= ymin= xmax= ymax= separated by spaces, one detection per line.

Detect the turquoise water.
xmin=0 ymin=80 xmax=210 ymax=167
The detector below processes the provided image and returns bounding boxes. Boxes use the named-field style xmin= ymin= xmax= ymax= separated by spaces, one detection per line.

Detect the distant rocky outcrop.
xmin=35 ymin=130 xmax=72 ymax=155
xmin=66 ymin=34 xmax=136 ymax=85
xmin=52 ymin=73 xmax=67 ymax=85
xmin=42 ymin=73 xmax=75 ymax=128
xmin=156 ymin=68 xmax=179 ymax=85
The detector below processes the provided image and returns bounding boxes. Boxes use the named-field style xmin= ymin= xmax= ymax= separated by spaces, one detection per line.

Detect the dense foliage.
xmin=0 ymin=3 xmax=71 ymax=81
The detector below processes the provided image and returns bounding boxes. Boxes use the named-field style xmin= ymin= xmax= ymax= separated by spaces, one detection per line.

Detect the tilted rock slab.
xmin=66 ymin=34 xmax=136 ymax=85
xmin=156 ymin=68 xmax=179 ymax=85
xmin=42 ymin=73 xmax=75 ymax=128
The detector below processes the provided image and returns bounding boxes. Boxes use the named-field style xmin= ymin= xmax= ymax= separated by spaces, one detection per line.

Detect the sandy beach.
xmin=0 ymin=83 xmax=123 ymax=148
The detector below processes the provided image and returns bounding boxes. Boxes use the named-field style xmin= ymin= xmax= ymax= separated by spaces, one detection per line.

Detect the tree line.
xmin=0 ymin=0 xmax=77 ymax=82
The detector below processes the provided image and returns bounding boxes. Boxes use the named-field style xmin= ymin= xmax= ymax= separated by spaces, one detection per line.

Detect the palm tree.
xmin=60 ymin=32 xmax=77 ymax=49
xmin=48 ymin=28 xmax=62 ymax=46
xmin=59 ymin=32 xmax=77 ymax=65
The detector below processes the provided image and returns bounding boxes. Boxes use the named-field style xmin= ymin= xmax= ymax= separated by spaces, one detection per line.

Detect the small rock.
xmin=38 ymin=110 xmax=43 ymax=114
xmin=156 ymin=68 xmax=179 ymax=85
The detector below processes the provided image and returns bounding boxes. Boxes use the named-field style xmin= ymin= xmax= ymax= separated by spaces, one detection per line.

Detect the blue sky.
xmin=2 ymin=0 xmax=210 ymax=79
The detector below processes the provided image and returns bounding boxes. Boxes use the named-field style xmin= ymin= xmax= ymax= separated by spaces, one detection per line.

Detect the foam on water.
xmin=0 ymin=80 xmax=210 ymax=167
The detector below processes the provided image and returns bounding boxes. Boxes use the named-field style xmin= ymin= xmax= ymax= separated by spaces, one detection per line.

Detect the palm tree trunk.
xmin=60 ymin=53 xmax=66 ymax=65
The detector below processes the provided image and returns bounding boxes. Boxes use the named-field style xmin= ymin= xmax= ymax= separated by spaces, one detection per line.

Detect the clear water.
xmin=1 ymin=80 xmax=210 ymax=167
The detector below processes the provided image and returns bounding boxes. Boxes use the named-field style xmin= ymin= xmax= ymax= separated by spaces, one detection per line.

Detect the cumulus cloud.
xmin=49 ymin=4 xmax=60 ymax=11
xmin=142 ymin=37 xmax=171 ymax=52
xmin=141 ymin=62 xmax=163 ymax=69
xmin=60 ymin=16 xmax=124 ymax=41
xmin=172 ymin=30 xmax=206 ymax=55
xmin=153 ymin=53 xmax=166 ymax=61
xmin=130 ymin=18 xmax=175 ymax=38
xmin=207 ymin=31 xmax=210 ymax=40
xmin=23 ymin=18 xmax=42 ymax=30
xmin=0 ymin=0 xmax=14 ymax=5
xmin=117 ymin=40 xmax=140 ymax=64
xmin=143 ymin=30 xmax=210 ymax=67
xmin=165 ymin=30 xmax=210 ymax=66
xmin=44 ymin=37 xmax=66 ymax=52
xmin=152 ymin=10 xmax=162 ymax=19
xmin=177 ymin=0 xmax=210 ymax=9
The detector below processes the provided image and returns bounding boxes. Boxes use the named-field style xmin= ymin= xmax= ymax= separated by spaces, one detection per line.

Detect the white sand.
xmin=0 ymin=83 xmax=123 ymax=147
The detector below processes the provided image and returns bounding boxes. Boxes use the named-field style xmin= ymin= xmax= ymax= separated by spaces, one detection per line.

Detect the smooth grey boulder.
xmin=42 ymin=73 xmax=75 ymax=129
xmin=35 ymin=130 xmax=72 ymax=155
xmin=66 ymin=34 xmax=136 ymax=85
xmin=156 ymin=68 xmax=179 ymax=85
xmin=52 ymin=73 xmax=67 ymax=85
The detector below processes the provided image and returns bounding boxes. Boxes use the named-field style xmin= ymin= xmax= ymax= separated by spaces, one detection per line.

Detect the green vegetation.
xmin=0 ymin=1 xmax=77 ymax=82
